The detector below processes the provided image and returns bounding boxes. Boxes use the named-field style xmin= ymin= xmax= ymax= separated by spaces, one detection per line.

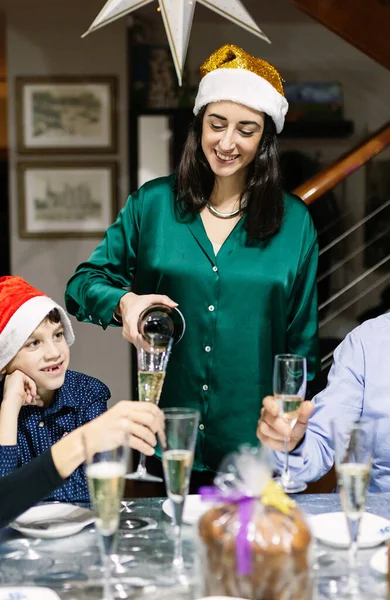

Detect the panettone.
xmin=199 ymin=499 xmax=312 ymax=600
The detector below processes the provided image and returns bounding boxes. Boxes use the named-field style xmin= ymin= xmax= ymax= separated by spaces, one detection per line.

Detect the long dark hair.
xmin=176 ymin=107 xmax=284 ymax=241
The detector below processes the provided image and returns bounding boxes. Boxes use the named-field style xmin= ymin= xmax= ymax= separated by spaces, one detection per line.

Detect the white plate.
xmin=10 ymin=503 xmax=95 ymax=539
xmin=162 ymin=494 xmax=215 ymax=525
xmin=370 ymin=546 xmax=388 ymax=575
xmin=0 ymin=588 xmax=61 ymax=600
xmin=309 ymin=512 xmax=390 ymax=549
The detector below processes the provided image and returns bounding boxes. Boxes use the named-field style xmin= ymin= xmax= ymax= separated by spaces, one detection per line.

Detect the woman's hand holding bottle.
xmin=116 ymin=292 xmax=178 ymax=345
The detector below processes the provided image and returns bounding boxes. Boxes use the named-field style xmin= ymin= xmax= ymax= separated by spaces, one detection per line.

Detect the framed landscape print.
xmin=18 ymin=161 xmax=118 ymax=239
xmin=16 ymin=76 xmax=117 ymax=153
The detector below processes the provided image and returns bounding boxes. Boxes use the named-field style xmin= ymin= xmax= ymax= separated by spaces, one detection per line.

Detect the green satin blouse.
xmin=65 ymin=175 xmax=319 ymax=473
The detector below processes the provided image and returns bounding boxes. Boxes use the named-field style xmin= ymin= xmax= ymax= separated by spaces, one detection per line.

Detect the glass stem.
xmin=100 ymin=532 xmax=117 ymax=600
xmin=173 ymin=523 xmax=183 ymax=570
xmin=347 ymin=517 xmax=360 ymax=594
xmin=282 ymin=437 xmax=291 ymax=484
xmin=136 ymin=453 xmax=147 ymax=477
xmin=102 ymin=553 xmax=113 ymax=600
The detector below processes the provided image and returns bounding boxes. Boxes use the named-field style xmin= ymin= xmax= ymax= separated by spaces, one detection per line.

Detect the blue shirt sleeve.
xmin=0 ymin=446 xmax=19 ymax=476
xmin=272 ymin=329 xmax=365 ymax=481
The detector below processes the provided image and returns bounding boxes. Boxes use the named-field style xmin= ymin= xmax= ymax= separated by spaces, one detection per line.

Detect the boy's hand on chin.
xmin=3 ymin=370 xmax=44 ymax=410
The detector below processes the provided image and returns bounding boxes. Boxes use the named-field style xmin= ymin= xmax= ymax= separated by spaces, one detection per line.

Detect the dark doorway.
xmin=0 ymin=157 xmax=10 ymax=276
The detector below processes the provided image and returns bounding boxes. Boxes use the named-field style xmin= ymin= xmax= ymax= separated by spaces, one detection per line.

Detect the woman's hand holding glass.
xmin=116 ymin=292 xmax=178 ymax=345
xmin=83 ymin=400 xmax=164 ymax=457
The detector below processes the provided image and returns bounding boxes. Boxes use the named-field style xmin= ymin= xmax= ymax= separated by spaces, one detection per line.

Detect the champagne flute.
xmin=159 ymin=408 xmax=199 ymax=575
xmin=126 ymin=334 xmax=173 ymax=482
xmin=273 ymin=353 xmax=307 ymax=493
xmin=332 ymin=419 xmax=375 ymax=597
xmin=84 ymin=432 xmax=129 ymax=600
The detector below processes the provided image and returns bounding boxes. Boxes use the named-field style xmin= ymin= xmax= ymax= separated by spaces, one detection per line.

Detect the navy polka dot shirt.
xmin=0 ymin=370 xmax=110 ymax=503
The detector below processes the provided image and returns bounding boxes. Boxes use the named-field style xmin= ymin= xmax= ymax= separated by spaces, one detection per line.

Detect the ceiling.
xmin=0 ymin=0 xmax=311 ymax=23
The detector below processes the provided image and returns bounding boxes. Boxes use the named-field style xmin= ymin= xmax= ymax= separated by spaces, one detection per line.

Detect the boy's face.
xmin=4 ymin=318 xmax=70 ymax=393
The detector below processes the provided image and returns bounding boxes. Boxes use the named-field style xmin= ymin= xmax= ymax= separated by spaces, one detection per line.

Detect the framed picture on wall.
xmin=17 ymin=161 xmax=118 ymax=239
xmin=16 ymin=76 xmax=117 ymax=153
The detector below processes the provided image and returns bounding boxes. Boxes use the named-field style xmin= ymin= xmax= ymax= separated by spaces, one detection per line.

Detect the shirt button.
xmin=205 ymin=346 xmax=211 ymax=352
xmin=88 ymin=315 xmax=93 ymax=321
xmin=98 ymin=319 xmax=103 ymax=326
xmin=212 ymin=266 xmax=218 ymax=272
xmin=38 ymin=421 xmax=44 ymax=428
xmin=199 ymin=424 xmax=205 ymax=431
xmin=208 ymin=305 xmax=215 ymax=312
xmin=202 ymin=384 xmax=208 ymax=391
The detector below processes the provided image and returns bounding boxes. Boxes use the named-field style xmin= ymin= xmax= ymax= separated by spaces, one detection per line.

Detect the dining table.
xmin=0 ymin=492 xmax=389 ymax=599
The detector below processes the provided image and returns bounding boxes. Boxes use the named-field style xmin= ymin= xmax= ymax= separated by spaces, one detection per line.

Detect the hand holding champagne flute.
xmin=126 ymin=335 xmax=173 ymax=482
xmin=273 ymin=353 xmax=307 ymax=493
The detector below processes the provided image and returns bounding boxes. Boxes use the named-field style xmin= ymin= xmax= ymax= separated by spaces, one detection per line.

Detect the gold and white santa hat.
xmin=193 ymin=44 xmax=288 ymax=134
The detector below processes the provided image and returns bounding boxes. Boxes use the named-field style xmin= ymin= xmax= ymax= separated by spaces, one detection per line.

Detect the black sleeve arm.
xmin=0 ymin=449 xmax=65 ymax=528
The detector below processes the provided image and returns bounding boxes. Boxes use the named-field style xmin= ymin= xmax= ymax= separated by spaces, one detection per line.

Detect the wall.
xmin=0 ymin=13 xmax=6 ymax=152
xmin=6 ymin=1 xmax=131 ymax=403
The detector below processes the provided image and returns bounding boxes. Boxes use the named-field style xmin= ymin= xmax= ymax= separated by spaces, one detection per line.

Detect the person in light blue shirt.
xmin=257 ymin=313 xmax=390 ymax=492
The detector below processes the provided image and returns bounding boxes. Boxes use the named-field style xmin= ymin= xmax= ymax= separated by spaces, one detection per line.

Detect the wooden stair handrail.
xmin=293 ymin=123 xmax=390 ymax=205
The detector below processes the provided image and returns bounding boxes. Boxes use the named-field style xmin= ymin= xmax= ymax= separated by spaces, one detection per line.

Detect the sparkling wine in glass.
xmin=159 ymin=408 xmax=199 ymax=577
xmin=273 ymin=353 xmax=307 ymax=493
xmin=84 ymin=433 xmax=129 ymax=600
xmin=332 ymin=419 xmax=375 ymax=598
xmin=126 ymin=335 xmax=173 ymax=482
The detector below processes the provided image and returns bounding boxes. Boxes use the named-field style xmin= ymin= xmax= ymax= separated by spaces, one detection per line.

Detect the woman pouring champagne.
xmin=65 ymin=44 xmax=319 ymax=490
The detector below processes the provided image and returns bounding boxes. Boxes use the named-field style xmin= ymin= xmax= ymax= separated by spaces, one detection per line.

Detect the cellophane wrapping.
xmin=198 ymin=447 xmax=313 ymax=600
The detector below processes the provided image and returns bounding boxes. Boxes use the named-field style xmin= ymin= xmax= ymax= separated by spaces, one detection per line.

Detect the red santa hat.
xmin=0 ymin=276 xmax=75 ymax=372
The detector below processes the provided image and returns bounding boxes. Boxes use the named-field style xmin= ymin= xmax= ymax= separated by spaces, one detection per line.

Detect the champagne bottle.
xmin=137 ymin=304 xmax=185 ymax=344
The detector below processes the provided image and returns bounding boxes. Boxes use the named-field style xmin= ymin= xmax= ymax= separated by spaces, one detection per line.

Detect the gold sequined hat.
xmin=193 ymin=44 xmax=288 ymax=134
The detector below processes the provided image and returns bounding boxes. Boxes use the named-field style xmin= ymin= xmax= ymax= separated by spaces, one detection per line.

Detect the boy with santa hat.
xmin=0 ymin=275 xmax=110 ymax=502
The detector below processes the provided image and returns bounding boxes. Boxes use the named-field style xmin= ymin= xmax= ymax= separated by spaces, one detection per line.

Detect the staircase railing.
xmin=294 ymin=123 xmax=390 ymax=204
xmin=292 ymin=122 xmax=390 ymax=385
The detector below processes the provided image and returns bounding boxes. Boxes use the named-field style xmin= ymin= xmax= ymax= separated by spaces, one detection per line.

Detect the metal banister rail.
xmin=291 ymin=121 xmax=390 ymax=379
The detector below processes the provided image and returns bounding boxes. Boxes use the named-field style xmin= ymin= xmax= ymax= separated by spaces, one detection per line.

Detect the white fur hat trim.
xmin=193 ymin=68 xmax=289 ymax=134
xmin=0 ymin=296 xmax=75 ymax=372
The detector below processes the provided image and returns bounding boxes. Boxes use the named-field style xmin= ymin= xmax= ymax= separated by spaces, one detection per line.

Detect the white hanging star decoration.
xmin=82 ymin=1 xmax=270 ymax=86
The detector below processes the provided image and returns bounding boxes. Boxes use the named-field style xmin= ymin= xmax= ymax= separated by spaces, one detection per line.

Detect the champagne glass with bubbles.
xmin=84 ymin=432 xmax=129 ymax=600
xmin=273 ymin=353 xmax=307 ymax=493
xmin=159 ymin=408 xmax=199 ymax=577
xmin=126 ymin=334 xmax=173 ymax=482
xmin=332 ymin=419 xmax=375 ymax=598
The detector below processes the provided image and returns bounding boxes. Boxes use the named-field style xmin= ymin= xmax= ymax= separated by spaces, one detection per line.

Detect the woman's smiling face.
xmin=201 ymin=101 xmax=265 ymax=182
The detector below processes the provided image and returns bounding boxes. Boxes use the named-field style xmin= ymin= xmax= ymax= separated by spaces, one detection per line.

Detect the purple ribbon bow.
xmin=199 ymin=485 xmax=254 ymax=576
